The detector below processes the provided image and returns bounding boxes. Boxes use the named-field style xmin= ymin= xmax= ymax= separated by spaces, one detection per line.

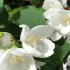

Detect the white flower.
xmin=42 ymin=0 xmax=63 ymax=10
xmin=19 ymin=25 xmax=55 ymax=58
xmin=44 ymin=9 xmax=70 ymax=41
xmin=44 ymin=9 xmax=70 ymax=33
xmin=0 ymin=32 xmax=15 ymax=49
xmin=0 ymin=48 xmax=36 ymax=70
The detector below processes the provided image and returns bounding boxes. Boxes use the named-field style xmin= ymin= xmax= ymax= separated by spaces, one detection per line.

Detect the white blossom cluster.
xmin=43 ymin=0 xmax=70 ymax=43
xmin=0 ymin=0 xmax=70 ymax=70
xmin=0 ymin=25 xmax=55 ymax=70
xmin=43 ymin=0 xmax=70 ymax=70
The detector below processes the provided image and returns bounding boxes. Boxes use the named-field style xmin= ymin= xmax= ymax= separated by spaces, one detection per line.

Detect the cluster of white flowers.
xmin=0 ymin=25 xmax=55 ymax=70
xmin=43 ymin=0 xmax=70 ymax=70
xmin=43 ymin=0 xmax=70 ymax=43
xmin=0 ymin=0 xmax=69 ymax=70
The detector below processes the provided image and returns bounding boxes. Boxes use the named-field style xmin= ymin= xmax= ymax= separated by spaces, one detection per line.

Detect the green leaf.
xmin=16 ymin=6 xmax=45 ymax=28
xmin=8 ymin=7 xmax=21 ymax=21
xmin=55 ymin=41 xmax=70 ymax=62
xmin=0 ymin=0 xmax=4 ymax=11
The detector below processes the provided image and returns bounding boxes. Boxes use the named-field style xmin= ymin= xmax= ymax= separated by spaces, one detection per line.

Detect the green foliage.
xmin=0 ymin=0 xmax=3 ymax=11
xmin=16 ymin=6 xmax=45 ymax=28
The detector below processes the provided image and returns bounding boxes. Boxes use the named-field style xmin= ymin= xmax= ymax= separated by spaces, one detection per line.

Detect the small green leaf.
xmin=8 ymin=7 xmax=21 ymax=20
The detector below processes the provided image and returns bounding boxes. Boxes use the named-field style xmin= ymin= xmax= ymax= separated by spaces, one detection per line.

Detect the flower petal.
xmin=28 ymin=25 xmax=54 ymax=38
xmin=19 ymin=25 xmax=30 ymax=42
xmin=42 ymin=0 xmax=63 ymax=10
xmin=66 ymin=32 xmax=70 ymax=43
xmin=63 ymin=63 xmax=67 ymax=70
xmin=60 ymin=0 xmax=67 ymax=5
xmin=43 ymin=9 xmax=58 ymax=19
xmin=60 ymin=25 xmax=70 ymax=35
xmin=36 ymin=39 xmax=55 ymax=58
xmin=0 ymin=50 xmax=5 ymax=59
xmin=43 ymin=9 xmax=65 ymax=30
xmin=22 ymin=43 xmax=42 ymax=57
xmin=0 ymin=48 xmax=36 ymax=70
xmin=50 ymin=30 xmax=62 ymax=41
xmin=22 ymin=38 xmax=55 ymax=58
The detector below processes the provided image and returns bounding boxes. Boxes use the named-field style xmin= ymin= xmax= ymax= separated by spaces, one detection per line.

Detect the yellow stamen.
xmin=65 ymin=15 xmax=70 ymax=25
xmin=62 ymin=14 xmax=70 ymax=25
xmin=25 ymin=36 xmax=40 ymax=48
xmin=10 ymin=55 xmax=24 ymax=64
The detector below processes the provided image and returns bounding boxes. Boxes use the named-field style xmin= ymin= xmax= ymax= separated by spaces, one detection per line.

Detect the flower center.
xmin=25 ymin=36 xmax=40 ymax=48
xmin=61 ymin=12 xmax=70 ymax=25
xmin=10 ymin=55 xmax=24 ymax=64
xmin=65 ymin=15 xmax=70 ymax=25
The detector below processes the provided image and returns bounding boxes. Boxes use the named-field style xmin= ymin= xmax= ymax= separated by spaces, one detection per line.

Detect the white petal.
xmin=22 ymin=43 xmax=42 ymax=57
xmin=36 ymin=39 xmax=55 ymax=58
xmin=60 ymin=25 xmax=70 ymax=35
xmin=60 ymin=0 xmax=67 ymax=5
xmin=67 ymin=55 xmax=70 ymax=66
xmin=43 ymin=9 xmax=65 ymax=30
xmin=0 ymin=50 xmax=5 ymax=59
xmin=63 ymin=63 xmax=67 ymax=70
xmin=42 ymin=0 xmax=63 ymax=10
xmin=28 ymin=25 xmax=54 ymax=38
xmin=25 ymin=55 xmax=36 ymax=70
xmin=43 ymin=9 xmax=58 ymax=19
xmin=67 ymin=34 xmax=70 ymax=43
xmin=19 ymin=25 xmax=30 ymax=42
xmin=22 ymin=38 xmax=55 ymax=58
xmin=50 ymin=30 xmax=62 ymax=41
xmin=0 ymin=48 xmax=36 ymax=70
xmin=0 ymin=49 xmax=11 ymax=64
